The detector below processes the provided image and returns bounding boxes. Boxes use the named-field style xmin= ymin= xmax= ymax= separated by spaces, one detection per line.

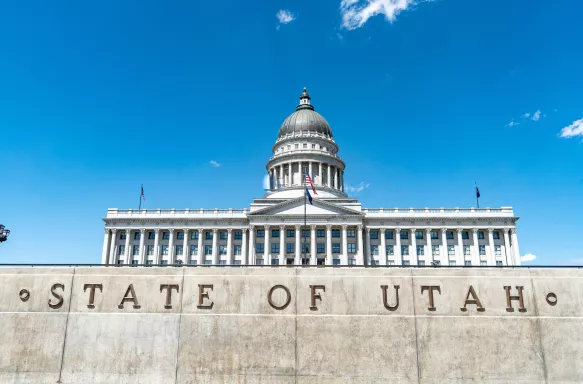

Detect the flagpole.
xmin=303 ymin=170 xmax=306 ymax=266
xmin=475 ymin=182 xmax=479 ymax=209
xmin=139 ymin=184 xmax=142 ymax=211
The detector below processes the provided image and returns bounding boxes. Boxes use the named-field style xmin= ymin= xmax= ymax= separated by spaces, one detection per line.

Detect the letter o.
xmin=19 ymin=289 xmax=30 ymax=302
xmin=546 ymin=292 xmax=557 ymax=306
xmin=268 ymin=285 xmax=291 ymax=310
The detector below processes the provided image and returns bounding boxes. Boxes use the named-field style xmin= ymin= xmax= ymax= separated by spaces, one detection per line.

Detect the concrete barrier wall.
xmin=0 ymin=267 xmax=581 ymax=383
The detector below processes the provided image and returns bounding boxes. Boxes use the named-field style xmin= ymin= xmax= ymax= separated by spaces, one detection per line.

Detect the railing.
xmin=363 ymin=207 xmax=513 ymax=215
xmin=107 ymin=208 xmax=249 ymax=217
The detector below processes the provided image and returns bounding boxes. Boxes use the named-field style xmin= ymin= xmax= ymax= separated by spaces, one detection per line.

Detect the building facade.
xmin=102 ymin=89 xmax=521 ymax=266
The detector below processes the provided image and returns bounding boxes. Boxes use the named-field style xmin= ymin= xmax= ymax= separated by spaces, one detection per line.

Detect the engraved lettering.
xmin=197 ymin=284 xmax=214 ymax=309
xmin=380 ymin=285 xmax=400 ymax=311
xmin=48 ymin=283 xmax=65 ymax=309
xmin=19 ymin=289 xmax=30 ymax=302
xmin=420 ymin=285 xmax=441 ymax=311
xmin=160 ymin=284 xmax=179 ymax=309
xmin=83 ymin=284 xmax=103 ymax=309
xmin=268 ymin=284 xmax=291 ymax=310
xmin=118 ymin=284 xmax=141 ymax=309
xmin=546 ymin=292 xmax=557 ymax=306
xmin=460 ymin=285 xmax=485 ymax=312
xmin=504 ymin=286 xmax=526 ymax=312
xmin=309 ymin=285 xmax=325 ymax=310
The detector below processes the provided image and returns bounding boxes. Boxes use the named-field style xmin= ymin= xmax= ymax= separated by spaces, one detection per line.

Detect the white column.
xmin=365 ymin=228 xmax=371 ymax=265
xmin=154 ymin=229 xmax=160 ymax=264
xmin=487 ymin=228 xmax=495 ymax=266
xmin=124 ymin=229 xmax=131 ymax=265
xmin=310 ymin=225 xmax=317 ymax=265
xmin=338 ymin=225 xmax=343 ymax=265
xmin=182 ymin=229 xmax=189 ymax=264
xmin=356 ymin=225 xmax=364 ymax=264
xmin=295 ymin=225 xmax=301 ymax=264
xmin=410 ymin=229 xmax=417 ymax=266
xmin=297 ymin=161 xmax=301 ymax=185
xmin=168 ymin=229 xmax=175 ymax=264
xmin=511 ymin=228 xmax=521 ymax=266
xmin=109 ymin=229 xmax=117 ymax=265
xmin=309 ymin=161 xmax=312 ymax=178
xmin=101 ymin=229 xmax=111 ymax=264
xmin=279 ymin=165 xmax=283 ymax=187
xmin=456 ymin=229 xmax=464 ymax=266
xmin=227 ymin=229 xmax=233 ymax=264
xmin=379 ymin=229 xmax=387 ymax=266
xmin=426 ymin=229 xmax=432 ymax=264
xmin=395 ymin=229 xmax=402 ymax=265
xmin=211 ymin=229 xmax=218 ymax=265
xmin=503 ymin=228 xmax=511 ymax=266
xmin=197 ymin=229 xmax=203 ymax=265
xmin=249 ymin=226 xmax=256 ymax=265
xmin=279 ymin=225 xmax=285 ymax=264
xmin=318 ymin=162 xmax=323 ymax=186
xmin=241 ymin=228 xmax=248 ymax=264
xmin=472 ymin=229 xmax=480 ymax=266
xmin=441 ymin=229 xmax=448 ymax=265
xmin=273 ymin=168 xmax=278 ymax=189
xmin=264 ymin=225 xmax=271 ymax=264
xmin=334 ymin=168 xmax=339 ymax=189
xmin=327 ymin=164 xmax=331 ymax=187
xmin=139 ymin=229 xmax=146 ymax=265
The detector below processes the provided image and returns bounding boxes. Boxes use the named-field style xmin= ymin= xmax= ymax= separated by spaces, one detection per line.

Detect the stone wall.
xmin=0 ymin=267 xmax=581 ymax=383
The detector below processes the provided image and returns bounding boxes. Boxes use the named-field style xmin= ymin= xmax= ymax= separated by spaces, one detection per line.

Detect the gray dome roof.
xmin=277 ymin=88 xmax=333 ymax=139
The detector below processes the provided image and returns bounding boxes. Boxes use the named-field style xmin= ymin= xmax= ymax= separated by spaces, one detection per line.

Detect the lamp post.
xmin=0 ymin=225 xmax=9 ymax=243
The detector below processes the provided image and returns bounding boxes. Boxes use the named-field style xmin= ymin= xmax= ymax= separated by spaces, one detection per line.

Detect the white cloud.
xmin=520 ymin=253 xmax=537 ymax=263
xmin=506 ymin=120 xmax=520 ymax=128
xmin=340 ymin=0 xmax=422 ymax=30
xmin=523 ymin=113 xmax=531 ymax=118
xmin=531 ymin=109 xmax=541 ymax=121
xmin=345 ymin=182 xmax=371 ymax=193
xmin=276 ymin=9 xmax=295 ymax=25
xmin=559 ymin=117 xmax=583 ymax=139
xmin=523 ymin=110 xmax=544 ymax=121
xmin=209 ymin=160 xmax=221 ymax=167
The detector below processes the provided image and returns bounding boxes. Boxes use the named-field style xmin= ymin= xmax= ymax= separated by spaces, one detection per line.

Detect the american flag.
xmin=305 ymin=171 xmax=317 ymax=195
xmin=141 ymin=185 xmax=146 ymax=201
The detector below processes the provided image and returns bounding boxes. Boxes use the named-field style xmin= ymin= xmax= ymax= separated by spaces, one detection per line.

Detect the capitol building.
xmin=101 ymin=89 xmax=521 ymax=267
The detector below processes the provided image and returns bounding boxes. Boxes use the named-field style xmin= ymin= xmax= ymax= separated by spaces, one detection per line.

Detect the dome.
xmin=277 ymin=88 xmax=333 ymax=139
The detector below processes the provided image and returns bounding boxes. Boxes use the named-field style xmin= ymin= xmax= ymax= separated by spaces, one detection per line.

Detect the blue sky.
xmin=1 ymin=0 xmax=582 ymax=265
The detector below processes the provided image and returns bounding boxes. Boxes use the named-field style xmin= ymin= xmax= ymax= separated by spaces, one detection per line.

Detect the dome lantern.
xmin=277 ymin=88 xmax=333 ymax=139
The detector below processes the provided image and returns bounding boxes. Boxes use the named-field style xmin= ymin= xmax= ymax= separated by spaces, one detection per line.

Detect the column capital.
xmin=395 ymin=228 xmax=401 ymax=233
xmin=366 ymin=227 xmax=371 ymax=233
xmin=197 ymin=228 xmax=203 ymax=234
xmin=380 ymin=228 xmax=386 ymax=233
xmin=140 ymin=228 xmax=146 ymax=234
xmin=410 ymin=228 xmax=416 ymax=233
xmin=212 ymin=228 xmax=218 ymax=234
xmin=341 ymin=224 xmax=348 ymax=230
xmin=440 ymin=228 xmax=446 ymax=234
xmin=227 ymin=228 xmax=233 ymax=233
xmin=279 ymin=224 xmax=286 ymax=231
xmin=154 ymin=228 xmax=160 ymax=234
xmin=249 ymin=225 xmax=255 ymax=231
xmin=182 ymin=228 xmax=189 ymax=233
xmin=310 ymin=224 xmax=317 ymax=230
xmin=111 ymin=228 xmax=117 ymax=234
xmin=295 ymin=224 xmax=302 ymax=230
xmin=487 ymin=228 xmax=494 ymax=233
xmin=456 ymin=228 xmax=464 ymax=233
xmin=327 ymin=224 xmax=333 ymax=230
xmin=169 ymin=228 xmax=175 ymax=234
xmin=505 ymin=227 xmax=512 ymax=234
xmin=472 ymin=228 xmax=479 ymax=234
xmin=242 ymin=228 xmax=248 ymax=233
xmin=357 ymin=224 xmax=363 ymax=231
xmin=264 ymin=224 xmax=270 ymax=230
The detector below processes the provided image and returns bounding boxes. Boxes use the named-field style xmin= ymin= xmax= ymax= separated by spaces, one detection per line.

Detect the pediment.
xmin=248 ymin=197 xmax=363 ymax=217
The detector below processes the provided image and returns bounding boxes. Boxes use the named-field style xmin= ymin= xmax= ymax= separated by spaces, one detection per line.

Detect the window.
xmin=462 ymin=231 xmax=469 ymax=240
xmin=316 ymin=229 xmax=325 ymax=238
xmin=348 ymin=243 xmax=356 ymax=253
xmin=385 ymin=231 xmax=393 ymax=239
xmin=205 ymin=231 xmax=213 ymax=240
xmin=347 ymin=229 xmax=356 ymax=237
xmin=312 ymin=143 xmax=315 ymax=149
xmin=189 ymin=260 xmax=197 ymax=265
xmin=493 ymin=231 xmax=500 ymax=240
xmin=271 ymin=243 xmax=279 ymax=254
xmin=234 ymin=231 xmax=242 ymax=240
xmin=494 ymin=245 xmax=501 ymax=256
xmin=463 ymin=245 xmax=470 ymax=256
xmin=371 ymin=260 xmax=379 ymax=265
xmin=132 ymin=245 xmax=139 ymax=256
xmin=401 ymin=245 xmax=409 ymax=255
xmin=303 ymin=143 xmax=307 ymax=148
xmin=147 ymin=245 xmax=154 ymax=255
xmin=233 ymin=245 xmax=241 ymax=255
xmin=146 ymin=260 xmax=153 ymax=265
xmin=295 ymin=144 xmax=299 ymax=149
xmin=430 ymin=231 xmax=438 ymax=240
xmin=233 ymin=260 xmax=241 ymax=265
xmin=317 ymin=243 xmax=325 ymax=254
xmin=301 ymin=243 xmax=310 ymax=253
xmin=478 ymin=231 xmax=485 ymax=240
xmin=448 ymin=245 xmax=455 ymax=256
xmin=387 ymin=260 xmax=395 ymax=265
xmin=370 ymin=245 xmax=379 ymax=255
xmin=332 ymin=229 xmax=340 ymax=238
xmin=446 ymin=231 xmax=454 ymax=240
xmin=400 ymin=231 xmax=408 ymax=240
xmin=496 ymin=261 xmax=503 ymax=266
xmin=161 ymin=245 xmax=168 ymax=255
xmin=220 ymin=231 xmax=227 ymax=240
xmin=386 ymin=245 xmax=394 ymax=255
xmin=479 ymin=245 xmax=486 ymax=256
xmin=161 ymin=260 xmax=168 ymax=265
xmin=256 ymin=243 xmax=264 ymax=253
xmin=148 ymin=231 xmax=155 ymax=240
xmin=348 ymin=258 xmax=356 ymax=265
xmin=219 ymin=260 xmax=227 ymax=265
xmin=418 ymin=260 xmax=425 ymax=266
xmin=120 ymin=231 xmax=127 ymax=240
xmin=332 ymin=243 xmax=341 ymax=253
xmin=271 ymin=258 xmax=279 ymax=265
xmin=219 ymin=245 xmax=227 ymax=255
xmin=190 ymin=245 xmax=198 ymax=255
xmin=480 ymin=260 xmax=487 ymax=266
xmin=465 ymin=260 xmax=471 ymax=266
xmin=163 ymin=232 xmax=170 ymax=240
xmin=287 ymin=230 xmax=295 ymax=238
xmin=402 ymin=260 xmax=410 ymax=265
xmin=191 ymin=231 xmax=199 ymax=240
xmin=301 ymin=229 xmax=309 ymax=238
xmin=176 ymin=245 xmax=183 ymax=255
xmin=177 ymin=232 xmax=184 ymax=240
xmin=287 ymin=145 xmax=290 ymax=150
xmin=272 ymin=229 xmax=280 ymax=238
xmin=415 ymin=231 xmax=424 ymax=240
xmin=416 ymin=245 xmax=424 ymax=255
xmin=432 ymin=245 xmax=440 ymax=256
xmin=204 ymin=245 xmax=212 ymax=255
xmin=333 ymin=258 xmax=341 ymax=265
xmin=118 ymin=245 xmax=125 ymax=255
xmin=130 ymin=259 xmax=138 ymax=265
xmin=449 ymin=261 xmax=456 ymax=266
xmin=370 ymin=230 xmax=379 ymax=240
xmin=204 ymin=260 xmax=212 ymax=265
xmin=286 ymin=243 xmax=295 ymax=254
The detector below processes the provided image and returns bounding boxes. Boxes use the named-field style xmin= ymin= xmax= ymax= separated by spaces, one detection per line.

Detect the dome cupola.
xmin=277 ymin=88 xmax=333 ymax=139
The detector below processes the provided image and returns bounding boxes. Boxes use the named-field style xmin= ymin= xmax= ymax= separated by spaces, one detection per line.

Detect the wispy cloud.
xmin=559 ymin=117 xmax=583 ymax=139
xmin=520 ymin=253 xmax=537 ymax=263
xmin=506 ymin=120 xmax=520 ymax=128
xmin=531 ymin=110 xmax=542 ymax=121
xmin=345 ymin=182 xmax=371 ymax=193
xmin=276 ymin=9 xmax=295 ymax=27
xmin=340 ymin=0 xmax=423 ymax=30
xmin=523 ymin=109 xmax=544 ymax=121
xmin=209 ymin=160 xmax=221 ymax=167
